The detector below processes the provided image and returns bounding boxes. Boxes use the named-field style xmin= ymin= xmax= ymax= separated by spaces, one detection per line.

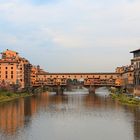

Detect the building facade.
xmin=116 ymin=65 xmax=134 ymax=88
xmin=0 ymin=49 xmax=31 ymax=90
xmin=130 ymin=49 xmax=140 ymax=95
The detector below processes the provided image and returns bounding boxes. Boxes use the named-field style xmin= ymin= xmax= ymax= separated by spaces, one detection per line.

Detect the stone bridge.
xmin=35 ymin=73 xmax=122 ymax=94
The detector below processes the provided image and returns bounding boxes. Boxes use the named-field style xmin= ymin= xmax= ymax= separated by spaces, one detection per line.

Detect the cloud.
xmin=0 ymin=33 xmax=18 ymax=46
xmin=0 ymin=0 xmax=140 ymax=72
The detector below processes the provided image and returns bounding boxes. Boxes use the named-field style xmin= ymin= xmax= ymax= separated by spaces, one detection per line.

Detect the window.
xmin=11 ymin=75 xmax=13 ymax=79
xmin=11 ymin=71 xmax=13 ymax=74
xmin=5 ymin=71 xmax=8 ymax=74
xmin=11 ymin=67 xmax=13 ymax=69
xmin=5 ymin=75 xmax=8 ymax=79
xmin=5 ymin=67 xmax=7 ymax=69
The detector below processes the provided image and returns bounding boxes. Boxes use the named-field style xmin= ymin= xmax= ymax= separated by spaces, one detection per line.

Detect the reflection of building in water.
xmin=123 ymin=106 xmax=140 ymax=140
xmin=133 ymin=108 xmax=140 ymax=140
xmin=84 ymin=95 xmax=102 ymax=108
xmin=24 ymin=93 xmax=50 ymax=117
xmin=0 ymin=93 xmax=50 ymax=135
xmin=50 ymin=95 xmax=66 ymax=104
xmin=0 ymin=99 xmax=24 ymax=134
xmin=24 ymin=97 xmax=37 ymax=117
xmin=84 ymin=94 xmax=121 ymax=110
xmin=1 ymin=92 xmax=140 ymax=140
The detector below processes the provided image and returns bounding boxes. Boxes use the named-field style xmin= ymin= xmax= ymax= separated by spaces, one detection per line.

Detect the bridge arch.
xmin=67 ymin=78 xmax=73 ymax=84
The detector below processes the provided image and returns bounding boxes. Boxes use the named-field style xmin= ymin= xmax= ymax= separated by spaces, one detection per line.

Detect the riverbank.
xmin=110 ymin=93 xmax=140 ymax=106
xmin=0 ymin=91 xmax=33 ymax=103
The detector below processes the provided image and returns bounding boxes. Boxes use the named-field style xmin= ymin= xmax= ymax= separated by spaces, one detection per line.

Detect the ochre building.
xmin=0 ymin=49 xmax=31 ymax=89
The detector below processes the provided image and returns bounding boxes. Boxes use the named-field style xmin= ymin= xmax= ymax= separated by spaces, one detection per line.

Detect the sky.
xmin=0 ymin=0 xmax=140 ymax=72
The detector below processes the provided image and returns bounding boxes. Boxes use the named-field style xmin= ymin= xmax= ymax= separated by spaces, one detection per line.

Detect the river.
xmin=0 ymin=87 xmax=140 ymax=140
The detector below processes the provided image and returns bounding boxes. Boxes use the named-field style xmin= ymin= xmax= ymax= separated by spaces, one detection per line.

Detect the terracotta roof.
xmin=130 ymin=48 xmax=140 ymax=53
xmin=1 ymin=49 xmax=18 ymax=55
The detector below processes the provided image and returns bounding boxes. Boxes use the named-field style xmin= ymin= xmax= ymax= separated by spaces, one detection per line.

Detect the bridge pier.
xmin=56 ymin=85 xmax=64 ymax=95
xmin=88 ymin=85 xmax=95 ymax=94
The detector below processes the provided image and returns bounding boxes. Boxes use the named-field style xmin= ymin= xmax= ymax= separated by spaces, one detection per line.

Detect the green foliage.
xmin=109 ymin=87 xmax=123 ymax=94
xmin=6 ymin=92 xmax=12 ymax=97
xmin=0 ymin=90 xmax=31 ymax=103
xmin=110 ymin=93 xmax=140 ymax=106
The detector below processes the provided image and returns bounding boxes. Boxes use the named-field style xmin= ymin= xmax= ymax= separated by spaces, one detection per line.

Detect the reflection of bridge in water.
xmin=0 ymin=92 xmax=140 ymax=140
xmin=35 ymin=73 xmax=122 ymax=94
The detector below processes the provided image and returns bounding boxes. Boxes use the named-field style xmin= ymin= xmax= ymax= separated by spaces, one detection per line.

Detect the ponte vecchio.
xmin=35 ymin=72 xmax=122 ymax=94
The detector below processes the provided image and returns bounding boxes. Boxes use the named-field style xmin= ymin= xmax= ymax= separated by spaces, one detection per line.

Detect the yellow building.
xmin=116 ymin=65 xmax=134 ymax=92
xmin=116 ymin=66 xmax=126 ymax=74
xmin=0 ymin=49 xmax=31 ymax=90
xmin=121 ymin=70 xmax=134 ymax=87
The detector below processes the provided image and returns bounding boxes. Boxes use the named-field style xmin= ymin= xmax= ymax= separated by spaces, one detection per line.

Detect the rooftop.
xmin=1 ymin=49 xmax=18 ymax=54
xmin=130 ymin=48 xmax=140 ymax=53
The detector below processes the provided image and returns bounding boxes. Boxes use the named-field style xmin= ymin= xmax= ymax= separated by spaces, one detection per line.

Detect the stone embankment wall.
xmin=134 ymin=86 xmax=140 ymax=96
